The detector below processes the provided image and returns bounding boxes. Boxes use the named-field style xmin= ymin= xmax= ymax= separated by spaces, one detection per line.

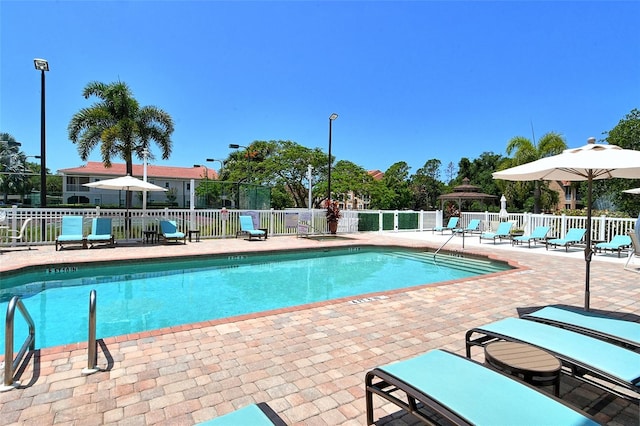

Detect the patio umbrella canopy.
xmin=83 ymin=174 xmax=168 ymax=193
xmin=492 ymin=137 xmax=640 ymax=310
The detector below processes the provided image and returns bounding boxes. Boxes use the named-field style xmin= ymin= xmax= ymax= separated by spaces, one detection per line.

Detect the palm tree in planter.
xmin=68 ymin=80 xmax=174 ymax=215
xmin=326 ymin=200 xmax=341 ymax=234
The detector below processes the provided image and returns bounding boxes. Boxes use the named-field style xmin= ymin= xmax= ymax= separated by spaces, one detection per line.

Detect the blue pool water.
xmin=0 ymin=247 xmax=508 ymax=349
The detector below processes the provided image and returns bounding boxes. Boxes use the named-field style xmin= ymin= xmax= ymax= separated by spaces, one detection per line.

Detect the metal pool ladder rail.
xmin=2 ymin=296 xmax=35 ymax=391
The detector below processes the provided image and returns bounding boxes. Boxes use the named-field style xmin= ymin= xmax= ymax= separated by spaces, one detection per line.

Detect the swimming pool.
xmin=0 ymin=247 xmax=510 ymax=350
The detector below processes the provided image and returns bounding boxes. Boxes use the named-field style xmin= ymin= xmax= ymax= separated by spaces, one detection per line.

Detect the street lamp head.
xmin=329 ymin=113 xmax=338 ymax=121
xmin=229 ymin=144 xmax=240 ymax=149
xmin=34 ymin=58 xmax=49 ymax=72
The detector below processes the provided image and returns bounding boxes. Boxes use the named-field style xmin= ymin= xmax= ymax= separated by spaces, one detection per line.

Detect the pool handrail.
xmin=82 ymin=290 xmax=99 ymax=376
xmin=2 ymin=296 xmax=35 ymax=392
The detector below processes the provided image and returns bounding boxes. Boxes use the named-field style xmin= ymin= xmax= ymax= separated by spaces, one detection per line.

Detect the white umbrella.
xmin=83 ymin=175 xmax=168 ymax=192
xmin=499 ymin=195 xmax=508 ymax=220
xmin=84 ymin=175 xmax=167 ymax=239
xmin=622 ymin=187 xmax=640 ymax=194
xmin=493 ymin=137 xmax=640 ymax=310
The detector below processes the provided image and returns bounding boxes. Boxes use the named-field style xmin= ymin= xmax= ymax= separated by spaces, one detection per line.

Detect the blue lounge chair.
xmin=454 ymin=219 xmax=481 ymax=236
xmin=479 ymin=221 xmax=512 ymax=244
xmin=198 ymin=402 xmax=285 ymax=426
xmin=432 ymin=216 xmax=459 ymax=234
xmin=87 ymin=217 xmax=114 ymax=248
xmin=365 ymin=349 xmax=598 ymax=425
xmin=546 ymin=228 xmax=586 ymax=251
xmin=55 ymin=216 xmax=87 ymax=251
xmin=511 ymin=226 xmax=550 ymax=248
xmin=237 ymin=215 xmax=266 ymax=240
xmin=159 ymin=220 xmax=186 ymax=244
xmin=465 ymin=317 xmax=640 ymax=398
xmin=595 ymin=234 xmax=632 ymax=257
xmin=522 ymin=305 xmax=640 ymax=351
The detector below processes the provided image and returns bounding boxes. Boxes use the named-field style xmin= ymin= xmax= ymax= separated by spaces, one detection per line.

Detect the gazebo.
xmin=438 ymin=178 xmax=498 ymax=212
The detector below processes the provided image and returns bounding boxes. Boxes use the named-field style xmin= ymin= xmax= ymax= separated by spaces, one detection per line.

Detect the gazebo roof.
xmin=438 ymin=178 xmax=498 ymax=202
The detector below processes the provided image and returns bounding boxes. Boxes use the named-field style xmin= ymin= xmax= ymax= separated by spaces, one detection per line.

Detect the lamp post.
xmin=206 ymin=158 xmax=224 ymax=173
xmin=327 ymin=113 xmax=338 ymax=204
xmin=228 ymin=144 xmax=251 ymax=181
xmin=34 ymin=58 xmax=49 ymax=207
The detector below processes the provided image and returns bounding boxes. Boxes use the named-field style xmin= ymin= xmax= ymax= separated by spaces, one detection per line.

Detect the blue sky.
xmin=1 ymin=1 xmax=639 ymax=179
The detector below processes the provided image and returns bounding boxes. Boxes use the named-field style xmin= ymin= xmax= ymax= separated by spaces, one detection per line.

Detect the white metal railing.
xmin=0 ymin=205 xmax=636 ymax=247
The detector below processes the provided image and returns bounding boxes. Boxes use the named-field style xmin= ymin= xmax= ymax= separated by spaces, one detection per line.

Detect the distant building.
xmin=59 ymin=162 xmax=217 ymax=208
xmin=342 ymin=169 xmax=384 ymax=210
xmin=549 ymin=180 xmax=582 ymax=211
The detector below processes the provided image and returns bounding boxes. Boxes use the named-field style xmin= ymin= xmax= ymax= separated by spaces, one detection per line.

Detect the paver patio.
xmin=0 ymin=232 xmax=638 ymax=425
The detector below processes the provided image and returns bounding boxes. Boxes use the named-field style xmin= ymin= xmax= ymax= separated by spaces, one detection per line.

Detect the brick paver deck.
xmin=0 ymin=232 xmax=638 ymax=425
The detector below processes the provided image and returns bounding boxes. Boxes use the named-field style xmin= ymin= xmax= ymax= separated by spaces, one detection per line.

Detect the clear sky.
xmin=1 ymin=1 xmax=639 ymax=178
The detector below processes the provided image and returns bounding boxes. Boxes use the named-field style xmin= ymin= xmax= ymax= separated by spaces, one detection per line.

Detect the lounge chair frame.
xmin=511 ymin=226 xmax=550 ymax=248
xmin=594 ymin=234 xmax=632 ymax=257
xmin=454 ymin=219 xmax=481 ymax=236
xmin=236 ymin=215 xmax=266 ymax=240
xmin=432 ymin=217 xmax=459 ymax=235
xmin=55 ymin=216 xmax=87 ymax=251
xmin=465 ymin=318 xmax=640 ymax=399
xmin=2 ymin=218 xmax=33 ymax=249
xmin=545 ymin=228 xmax=586 ymax=252
xmin=365 ymin=349 xmax=598 ymax=425
xmin=624 ymin=230 xmax=640 ymax=273
xmin=521 ymin=305 xmax=640 ymax=351
xmin=479 ymin=221 xmax=512 ymax=244
xmin=159 ymin=220 xmax=186 ymax=244
xmin=87 ymin=217 xmax=115 ymax=248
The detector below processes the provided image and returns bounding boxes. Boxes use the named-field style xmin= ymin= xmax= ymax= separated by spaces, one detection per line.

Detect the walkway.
xmin=0 ymin=232 xmax=638 ymax=425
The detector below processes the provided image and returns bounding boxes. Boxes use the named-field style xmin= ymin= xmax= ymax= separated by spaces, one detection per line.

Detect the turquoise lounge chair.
xmin=546 ymin=228 xmax=586 ymax=251
xmin=433 ymin=217 xmax=459 ymax=234
xmin=198 ymin=403 xmax=285 ymax=426
xmin=159 ymin=220 xmax=186 ymax=244
xmin=522 ymin=305 xmax=640 ymax=350
xmin=55 ymin=216 xmax=87 ymax=251
xmin=365 ymin=349 xmax=598 ymax=425
xmin=595 ymin=234 xmax=632 ymax=257
xmin=465 ymin=317 xmax=640 ymax=398
xmin=512 ymin=226 xmax=550 ymax=248
xmin=479 ymin=221 xmax=512 ymax=244
xmin=454 ymin=219 xmax=481 ymax=236
xmin=87 ymin=217 xmax=114 ymax=248
xmin=237 ymin=215 xmax=266 ymax=240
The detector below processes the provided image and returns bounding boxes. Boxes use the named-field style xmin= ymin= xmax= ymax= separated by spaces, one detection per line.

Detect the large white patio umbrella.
xmin=84 ymin=175 xmax=167 ymax=238
xmin=623 ymin=187 xmax=640 ymax=195
xmin=493 ymin=137 xmax=640 ymax=310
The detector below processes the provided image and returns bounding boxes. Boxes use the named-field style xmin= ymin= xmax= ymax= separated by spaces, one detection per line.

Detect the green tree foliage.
xmin=0 ymin=133 xmax=29 ymax=203
xmin=370 ymin=162 xmax=412 ymax=210
xmin=410 ymin=159 xmax=443 ymax=210
xmin=68 ymin=81 xmax=174 ymax=210
xmin=330 ymin=160 xmax=374 ymax=207
xmin=593 ymin=108 xmax=640 ymax=216
xmin=497 ymin=132 xmax=566 ymax=213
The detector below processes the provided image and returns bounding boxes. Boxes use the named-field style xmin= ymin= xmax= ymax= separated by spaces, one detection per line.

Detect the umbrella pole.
xmin=584 ymin=175 xmax=593 ymax=311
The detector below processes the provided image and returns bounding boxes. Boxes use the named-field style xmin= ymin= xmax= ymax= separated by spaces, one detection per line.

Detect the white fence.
xmin=0 ymin=206 xmax=637 ymax=247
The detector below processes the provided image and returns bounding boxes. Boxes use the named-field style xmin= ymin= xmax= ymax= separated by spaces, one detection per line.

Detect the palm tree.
xmin=504 ymin=132 xmax=567 ymax=213
xmin=68 ymin=81 xmax=174 ymax=211
xmin=0 ymin=133 xmax=28 ymax=204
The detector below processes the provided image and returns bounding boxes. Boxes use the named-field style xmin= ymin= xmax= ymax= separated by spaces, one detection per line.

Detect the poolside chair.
xmin=624 ymin=230 xmax=640 ymax=273
xmin=56 ymin=216 xmax=87 ymax=251
xmin=197 ymin=402 xmax=286 ymax=426
xmin=453 ymin=218 xmax=481 ymax=236
xmin=2 ymin=218 xmax=33 ymax=249
xmin=432 ymin=216 xmax=459 ymax=234
xmin=521 ymin=305 xmax=640 ymax=351
xmin=511 ymin=225 xmax=550 ymax=248
xmin=159 ymin=220 xmax=186 ymax=244
xmin=237 ymin=215 xmax=266 ymax=240
xmin=365 ymin=349 xmax=598 ymax=426
xmin=465 ymin=317 xmax=640 ymax=398
xmin=479 ymin=221 xmax=512 ymax=244
xmin=545 ymin=228 xmax=586 ymax=252
xmin=594 ymin=234 xmax=632 ymax=258
xmin=87 ymin=217 xmax=115 ymax=248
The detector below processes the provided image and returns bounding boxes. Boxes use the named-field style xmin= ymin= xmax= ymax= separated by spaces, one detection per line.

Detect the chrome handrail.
xmin=82 ymin=290 xmax=99 ymax=375
xmin=2 ymin=296 xmax=35 ymax=391
xmin=434 ymin=232 xmax=458 ymax=258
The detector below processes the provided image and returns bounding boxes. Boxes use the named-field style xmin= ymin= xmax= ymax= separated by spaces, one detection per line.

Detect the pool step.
xmin=388 ymin=251 xmax=507 ymax=274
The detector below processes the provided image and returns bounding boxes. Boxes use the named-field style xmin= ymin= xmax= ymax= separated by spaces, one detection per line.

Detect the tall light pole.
xmin=206 ymin=158 xmax=224 ymax=173
xmin=327 ymin=113 xmax=338 ymax=204
xmin=34 ymin=58 xmax=49 ymax=207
